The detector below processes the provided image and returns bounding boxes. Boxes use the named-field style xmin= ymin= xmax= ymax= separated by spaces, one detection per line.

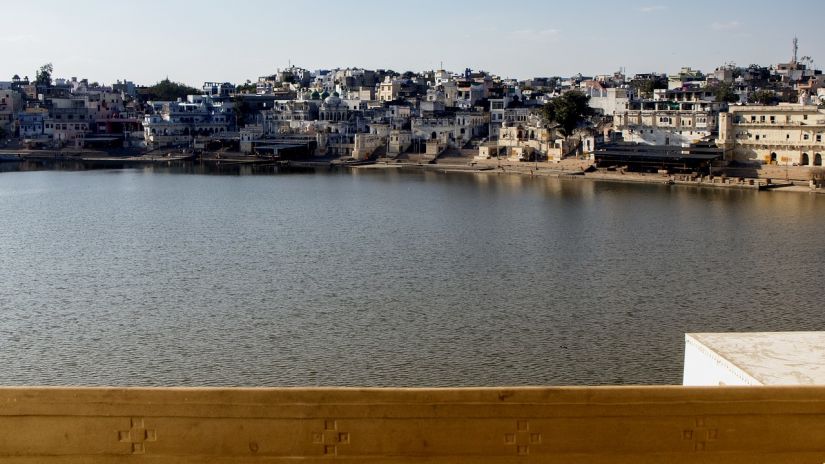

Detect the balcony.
xmin=1 ymin=385 xmax=824 ymax=462
xmin=734 ymin=137 xmax=825 ymax=148
xmin=735 ymin=120 xmax=825 ymax=128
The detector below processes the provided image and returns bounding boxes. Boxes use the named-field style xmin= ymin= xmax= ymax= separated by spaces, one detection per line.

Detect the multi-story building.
xmin=614 ymin=87 xmax=722 ymax=146
xmin=18 ymin=112 xmax=45 ymax=139
xmin=477 ymin=118 xmax=573 ymax=162
xmin=377 ymin=77 xmax=401 ymax=102
xmin=44 ymin=97 xmax=93 ymax=143
xmin=0 ymin=89 xmax=23 ymax=134
xmin=717 ymin=103 xmax=825 ymax=166
xmin=668 ymin=67 xmax=705 ymax=90
xmin=454 ymin=81 xmax=485 ymax=109
xmin=203 ymin=82 xmax=235 ymax=97
xmin=143 ymin=96 xmax=233 ymax=148
xmin=489 ymin=97 xmax=531 ymax=139
xmin=588 ymin=87 xmax=630 ymax=116
xmin=388 ymin=129 xmax=412 ymax=155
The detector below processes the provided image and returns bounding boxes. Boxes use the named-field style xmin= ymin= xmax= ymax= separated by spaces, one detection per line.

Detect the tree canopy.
xmin=232 ymin=95 xmax=251 ymax=128
xmin=35 ymin=63 xmax=53 ymax=88
xmin=750 ymin=89 xmax=777 ymax=105
xmin=541 ymin=90 xmax=592 ymax=136
xmin=711 ymin=82 xmax=739 ymax=103
xmin=138 ymin=78 xmax=200 ymax=101
xmin=236 ymin=80 xmax=256 ymax=94
xmin=629 ymin=77 xmax=666 ymax=99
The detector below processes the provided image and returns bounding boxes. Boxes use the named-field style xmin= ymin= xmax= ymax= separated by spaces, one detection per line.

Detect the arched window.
xmin=801 ymin=153 xmax=809 ymax=165
xmin=815 ymin=153 xmax=822 ymax=166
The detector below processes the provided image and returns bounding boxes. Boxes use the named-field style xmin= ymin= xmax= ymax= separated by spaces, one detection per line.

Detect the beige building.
xmin=377 ymin=77 xmax=401 ymax=102
xmin=717 ymin=103 xmax=825 ymax=166
xmin=477 ymin=120 xmax=572 ymax=163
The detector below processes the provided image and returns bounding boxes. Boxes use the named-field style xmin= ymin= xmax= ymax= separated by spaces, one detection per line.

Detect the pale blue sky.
xmin=1 ymin=0 xmax=822 ymax=86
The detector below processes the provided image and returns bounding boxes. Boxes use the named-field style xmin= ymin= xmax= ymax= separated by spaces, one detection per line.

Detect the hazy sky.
xmin=1 ymin=0 xmax=822 ymax=87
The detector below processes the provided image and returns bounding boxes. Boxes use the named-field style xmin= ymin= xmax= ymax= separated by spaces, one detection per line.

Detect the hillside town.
xmin=2 ymin=38 xmax=824 ymax=186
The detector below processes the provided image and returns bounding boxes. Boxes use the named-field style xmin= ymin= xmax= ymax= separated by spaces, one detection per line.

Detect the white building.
xmin=143 ymin=96 xmax=232 ymax=148
xmin=614 ymin=92 xmax=721 ymax=146
xmin=588 ymin=88 xmax=630 ymax=116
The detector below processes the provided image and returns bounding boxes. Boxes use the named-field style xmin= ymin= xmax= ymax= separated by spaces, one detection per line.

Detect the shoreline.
xmin=353 ymin=160 xmax=825 ymax=195
xmin=4 ymin=148 xmax=824 ymax=195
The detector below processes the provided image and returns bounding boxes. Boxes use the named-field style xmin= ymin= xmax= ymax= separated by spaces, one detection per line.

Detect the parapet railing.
xmin=1 ymin=386 xmax=824 ymax=463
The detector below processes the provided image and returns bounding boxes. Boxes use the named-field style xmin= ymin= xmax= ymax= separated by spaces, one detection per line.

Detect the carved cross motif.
xmin=682 ymin=417 xmax=718 ymax=451
xmin=504 ymin=420 xmax=542 ymax=455
xmin=312 ymin=419 xmax=350 ymax=456
xmin=117 ymin=417 xmax=157 ymax=454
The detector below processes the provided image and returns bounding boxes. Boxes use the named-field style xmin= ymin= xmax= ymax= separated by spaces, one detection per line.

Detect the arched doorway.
xmin=770 ymin=152 xmax=777 ymax=164
xmin=801 ymin=153 xmax=809 ymax=165
xmin=815 ymin=153 xmax=822 ymax=166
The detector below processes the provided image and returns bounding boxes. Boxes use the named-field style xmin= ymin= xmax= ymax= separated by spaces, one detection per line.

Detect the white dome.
xmin=324 ymin=95 xmax=342 ymax=106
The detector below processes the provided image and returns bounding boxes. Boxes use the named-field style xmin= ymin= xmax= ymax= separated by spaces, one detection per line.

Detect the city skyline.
xmin=1 ymin=0 xmax=823 ymax=86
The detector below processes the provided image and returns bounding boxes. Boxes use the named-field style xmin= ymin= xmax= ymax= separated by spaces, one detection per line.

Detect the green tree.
xmin=751 ymin=89 xmax=777 ymax=105
xmin=711 ymin=82 xmax=739 ymax=103
xmin=541 ymin=91 xmax=592 ymax=136
xmin=35 ymin=63 xmax=53 ymax=88
xmin=232 ymin=95 xmax=251 ymax=128
xmin=629 ymin=77 xmax=666 ymax=99
xmin=236 ymin=80 xmax=256 ymax=94
xmin=138 ymin=78 xmax=200 ymax=101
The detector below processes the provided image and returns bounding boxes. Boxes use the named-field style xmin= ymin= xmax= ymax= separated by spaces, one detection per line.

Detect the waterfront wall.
xmin=1 ymin=386 xmax=825 ymax=462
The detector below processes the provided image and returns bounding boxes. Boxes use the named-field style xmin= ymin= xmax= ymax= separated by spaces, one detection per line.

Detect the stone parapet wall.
xmin=0 ymin=386 xmax=824 ymax=462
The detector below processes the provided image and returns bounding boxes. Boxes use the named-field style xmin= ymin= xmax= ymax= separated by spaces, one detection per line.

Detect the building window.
xmin=770 ymin=116 xmax=775 ymax=123
xmin=817 ymin=134 xmax=822 ymax=142
xmin=804 ymin=134 xmax=810 ymax=140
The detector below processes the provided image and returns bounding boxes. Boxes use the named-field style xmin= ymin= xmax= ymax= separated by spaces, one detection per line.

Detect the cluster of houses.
xmin=2 ymin=38 xmax=824 ymax=169
xmin=0 ymin=75 xmax=143 ymax=149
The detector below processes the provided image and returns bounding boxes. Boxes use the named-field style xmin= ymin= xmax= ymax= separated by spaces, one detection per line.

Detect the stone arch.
xmin=801 ymin=153 xmax=809 ymax=165
xmin=815 ymin=153 xmax=822 ymax=166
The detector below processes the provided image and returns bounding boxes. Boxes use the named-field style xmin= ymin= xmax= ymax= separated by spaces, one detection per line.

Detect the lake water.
xmin=0 ymin=162 xmax=823 ymax=386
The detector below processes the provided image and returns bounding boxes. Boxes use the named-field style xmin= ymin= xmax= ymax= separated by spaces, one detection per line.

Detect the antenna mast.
xmin=792 ymin=37 xmax=798 ymax=64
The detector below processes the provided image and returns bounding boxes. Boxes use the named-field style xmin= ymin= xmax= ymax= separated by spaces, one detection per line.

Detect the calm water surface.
xmin=0 ymin=163 xmax=823 ymax=386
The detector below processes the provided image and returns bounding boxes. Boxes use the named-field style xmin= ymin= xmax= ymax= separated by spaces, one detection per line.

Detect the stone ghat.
xmin=1 ymin=386 xmax=824 ymax=463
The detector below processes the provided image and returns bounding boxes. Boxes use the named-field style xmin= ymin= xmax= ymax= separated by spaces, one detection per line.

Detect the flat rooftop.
xmin=686 ymin=332 xmax=825 ymax=385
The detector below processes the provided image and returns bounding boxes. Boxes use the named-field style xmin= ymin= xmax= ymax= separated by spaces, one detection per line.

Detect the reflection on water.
xmin=0 ymin=164 xmax=823 ymax=387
